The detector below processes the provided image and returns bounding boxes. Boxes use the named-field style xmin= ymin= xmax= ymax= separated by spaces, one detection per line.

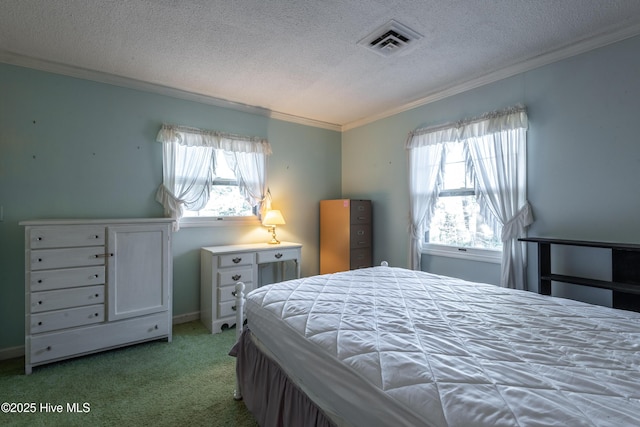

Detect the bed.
xmin=230 ymin=265 xmax=640 ymax=426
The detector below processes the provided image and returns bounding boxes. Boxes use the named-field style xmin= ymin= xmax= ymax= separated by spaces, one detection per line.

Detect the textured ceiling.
xmin=2 ymin=0 xmax=640 ymax=129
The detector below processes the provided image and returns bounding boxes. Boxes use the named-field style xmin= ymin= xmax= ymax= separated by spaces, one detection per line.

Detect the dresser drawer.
xmin=30 ymin=285 xmax=105 ymax=313
xmin=29 ymin=312 xmax=169 ymax=365
xmin=257 ymin=248 xmax=300 ymax=264
xmin=29 ymin=247 xmax=106 ymax=271
xmin=350 ymin=225 xmax=371 ymax=248
xmin=28 ymin=226 xmax=105 ymax=249
xmin=218 ymin=267 xmax=253 ymax=286
xmin=218 ymin=252 xmax=254 ymax=268
xmin=29 ymin=304 xmax=104 ymax=334
xmin=29 ymin=266 xmax=105 ymax=292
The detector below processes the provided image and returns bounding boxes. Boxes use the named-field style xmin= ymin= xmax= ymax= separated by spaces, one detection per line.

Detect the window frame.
xmin=422 ymin=143 xmax=502 ymax=262
xmin=177 ymin=148 xmax=261 ymax=228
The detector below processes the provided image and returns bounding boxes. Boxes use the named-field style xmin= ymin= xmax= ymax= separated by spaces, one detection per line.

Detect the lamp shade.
xmin=262 ymin=210 xmax=286 ymax=226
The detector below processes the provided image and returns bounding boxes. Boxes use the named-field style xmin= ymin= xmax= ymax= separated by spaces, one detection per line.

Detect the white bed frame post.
xmin=233 ymin=281 xmax=245 ymax=400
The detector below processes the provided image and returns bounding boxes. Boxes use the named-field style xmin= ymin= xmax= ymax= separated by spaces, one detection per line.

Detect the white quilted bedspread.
xmin=245 ymin=266 xmax=640 ymax=427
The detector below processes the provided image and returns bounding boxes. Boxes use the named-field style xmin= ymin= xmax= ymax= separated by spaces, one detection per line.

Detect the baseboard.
xmin=172 ymin=311 xmax=200 ymax=325
xmin=0 ymin=345 xmax=24 ymax=361
xmin=0 ymin=312 xmax=202 ymax=361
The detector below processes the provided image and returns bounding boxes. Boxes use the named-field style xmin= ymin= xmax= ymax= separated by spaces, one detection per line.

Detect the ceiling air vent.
xmin=358 ymin=20 xmax=423 ymax=57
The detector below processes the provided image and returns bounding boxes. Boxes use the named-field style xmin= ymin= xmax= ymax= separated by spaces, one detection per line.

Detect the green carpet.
xmin=0 ymin=321 xmax=258 ymax=427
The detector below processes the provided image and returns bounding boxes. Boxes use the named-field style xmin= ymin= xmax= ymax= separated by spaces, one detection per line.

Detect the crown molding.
xmin=0 ymin=50 xmax=342 ymax=132
xmin=341 ymin=22 xmax=640 ymax=131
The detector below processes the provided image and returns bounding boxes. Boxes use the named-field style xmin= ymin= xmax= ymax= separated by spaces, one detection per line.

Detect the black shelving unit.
xmin=520 ymin=237 xmax=640 ymax=312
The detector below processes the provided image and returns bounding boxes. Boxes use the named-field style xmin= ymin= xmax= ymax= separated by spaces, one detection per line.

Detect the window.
xmin=406 ymin=105 xmax=532 ymax=289
xmin=427 ymin=143 xmax=502 ymax=251
xmin=182 ymin=150 xmax=254 ymax=218
xmin=155 ymin=124 xmax=271 ymax=229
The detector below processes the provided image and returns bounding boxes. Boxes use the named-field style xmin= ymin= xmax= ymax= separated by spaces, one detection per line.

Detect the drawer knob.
xmin=46 ymin=346 xmax=51 ymax=351
xmin=37 ymin=279 xmax=43 ymax=283
xmin=37 ymin=258 xmax=42 ymax=262
xmin=231 ymin=290 xmax=237 ymax=297
xmin=94 ymin=313 xmax=99 ymax=317
xmin=231 ymin=305 xmax=237 ymax=311
xmin=95 ymin=293 xmax=99 ymax=298
xmin=94 ymin=274 xmax=99 ymax=278
xmin=232 ymin=274 xmax=242 ymax=281
xmin=37 ymin=237 xmax=43 ymax=241
xmin=38 ymin=321 xmax=42 ymax=326
xmin=232 ymin=257 xmax=242 ymax=264
xmin=38 ymin=301 xmax=43 ymax=305
xmin=275 ymin=253 xmax=283 ymax=259
xmin=94 ymin=235 xmax=100 ymax=239
xmin=154 ymin=325 xmax=158 ymax=330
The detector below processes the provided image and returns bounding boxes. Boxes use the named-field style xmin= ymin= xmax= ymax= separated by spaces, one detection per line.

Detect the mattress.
xmin=245 ymin=266 xmax=640 ymax=427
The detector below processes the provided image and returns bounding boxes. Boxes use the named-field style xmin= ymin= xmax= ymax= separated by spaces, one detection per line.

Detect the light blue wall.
xmin=342 ymin=35 xmax=640 ymax=296
xmin=0 ymin=64 xmax=341 ymax=350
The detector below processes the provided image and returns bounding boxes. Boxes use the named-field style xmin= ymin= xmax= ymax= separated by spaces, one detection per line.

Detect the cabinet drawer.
xmin=257 ymin=248 xmax=300 ymax=264
xmin=30 ymin=285 xmax=104 ymax=313
xmin=218 ymin=267 xmax=253 ymax=286
xmin=350 ymin=248 xmax=372 ymax=269
xmin=29 ymin=226 xmax=105 ymax=249
xmin=218 ymin=252 xmax=254 ymax=268
xmin=218 ymin=300 xmax=237 ymax=318
xmin=29 ymin=247 xmax=107 ymax=271
xmin=29 ymin=304 xmax=104 ymax=334
xmin=350 ymin=225 xmax=371 ymax=248
xmin=29 ymin=266 xmax=105 ymax=292
xmin=29 ymin=312 xmax=169 ymax=365
xmin=350 ymin=201 xmax=371 ymax=224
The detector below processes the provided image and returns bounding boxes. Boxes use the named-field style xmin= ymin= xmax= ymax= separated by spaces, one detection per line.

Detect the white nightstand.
xmin=200 ymin=242 xmax=302 ymax=333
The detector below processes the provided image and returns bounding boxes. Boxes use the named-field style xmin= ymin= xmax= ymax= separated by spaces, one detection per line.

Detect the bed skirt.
xmin=230 ymin=328 xmax=337 ymax=427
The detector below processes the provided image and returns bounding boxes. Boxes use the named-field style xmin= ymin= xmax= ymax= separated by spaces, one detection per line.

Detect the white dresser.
xmin=20 ymin=218 xmax=173 ymax=374
xmin=200 ymin=242 xmax=302 ymax=334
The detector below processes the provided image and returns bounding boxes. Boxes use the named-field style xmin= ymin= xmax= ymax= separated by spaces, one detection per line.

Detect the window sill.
xmin=178 ymin=216 xmax=261 ymax=228
xmin=422 ymin=243 xmax=502 ymax=264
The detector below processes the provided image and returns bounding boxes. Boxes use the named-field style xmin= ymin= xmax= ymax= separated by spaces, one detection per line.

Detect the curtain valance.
xmin=157 ymin=124 xmax=272 ymax=155
xmin=405 ymin=105 xmax=528 ymax=149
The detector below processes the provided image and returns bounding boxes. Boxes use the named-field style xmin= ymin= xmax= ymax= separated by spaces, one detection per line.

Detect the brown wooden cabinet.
xmin=320 ymin=199 xmax=372 ymax=274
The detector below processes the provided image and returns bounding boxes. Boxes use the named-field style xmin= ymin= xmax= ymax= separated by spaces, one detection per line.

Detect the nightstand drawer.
xmin=30 ymin=285 xmax=104 ymax=313
xmin=218 ymin=267 xmax=253 ymax=286
xmin=29 ymin=304 xmax=104 ymax=334
xmin=257 ymin=248 xmax=299 ymax=264
xmin=29 ymin=226 xmax=105 ymax=249
xmin=219 ymin=252 xmax=254 ymax=268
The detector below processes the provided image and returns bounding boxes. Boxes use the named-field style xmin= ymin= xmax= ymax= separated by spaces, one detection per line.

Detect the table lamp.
xmin=263 ymin=210 xmax=286 ymax=244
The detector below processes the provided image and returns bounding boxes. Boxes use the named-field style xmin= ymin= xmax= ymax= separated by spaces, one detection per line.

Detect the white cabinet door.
xmin=107 ymin=224 xmax=170 ymax=321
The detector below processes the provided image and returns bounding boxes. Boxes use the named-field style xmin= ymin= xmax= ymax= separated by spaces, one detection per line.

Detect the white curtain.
xmin=463 ymin=107 xmax=532 ymax=289
xmin=223 ymin=150 xmax=269 ymax=219
xmin=405 ymin=127 xmax=456 ymax=270
xmin=156 ymin=124 xmax=272 ymax=228
xmin=406 ymin=105 xmax=532 ymax=288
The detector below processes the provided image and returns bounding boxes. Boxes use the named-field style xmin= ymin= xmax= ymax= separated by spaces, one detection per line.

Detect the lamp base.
xmin=267 ymin=226 xmax=281 ymax=244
